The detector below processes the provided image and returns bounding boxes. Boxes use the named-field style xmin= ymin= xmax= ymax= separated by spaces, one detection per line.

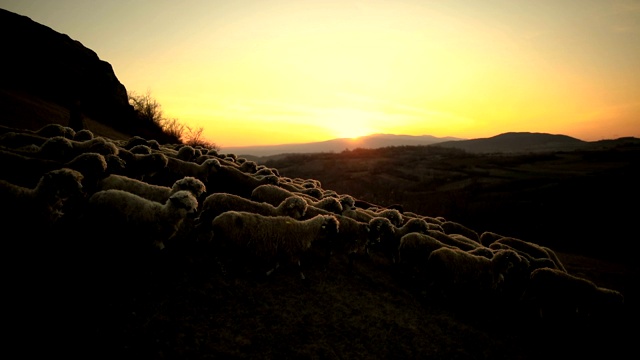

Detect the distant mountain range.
xmin=220 ymin=134 xmax=463 ymax=157
xmin=220 ymin=132 xmax=640 ymax=158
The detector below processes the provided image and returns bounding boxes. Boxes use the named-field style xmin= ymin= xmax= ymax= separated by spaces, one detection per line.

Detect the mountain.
xmin=432 ymin=132 xmax=589 ymax=153
xmin=222 ymin=131 xmax=640 ymax=159
xmin=220 ymin=133 xmax=464 ymax=157
xmin=0 ymin=8 xmax=175 ymax=142
xmin=434 ymin=132 xmax=640 ymax=154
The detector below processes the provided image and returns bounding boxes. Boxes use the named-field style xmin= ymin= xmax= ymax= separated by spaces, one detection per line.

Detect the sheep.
xmin=206 ymin=164 xmax=280 ymax=199
xmin=210 ymin=211 xmax=340 ymax=280
xmin=397 ymin=232 xmax=456 ymax=277
xmin=122 ymin=135 xmax=160 ymax=150
xmin=330 ymin=214 xmax=381 ymax=272
xmin=375 ymin=218 xmax=432 ymax=264
xmin=20 ymin=136 xmax=75 ymax=161
xmin=104 ymin=154 xmax=127 ymax=176
xmin=84 ymin=189 xmax=199 ymax=251
xmin=4 ymin=151 xmax=107 ymax=198
xmin=488 ymin=242 xmax=558 ymax=272
xmin=34 ymin=123 xmax=76 ymax=139
xmin=0 ymin=131 xmax=50 ymax=149
xmin=238 ymin=160 xmax=258 ymax=174
xmin=467 ymin=247 xmax=495 ymax=259
xmin=298 ymin=187 xmax=323 ymax=200
xmin=129 ymin=144 xmax=153 ymax=154
xmin=374 ymin=208 xmax=404 ymax=228
xmin=254 ymin=167 xmax=278 ymax=177
xmin=342 ymin=206 xmax=376 ymax=224
xmin=425 ymin=247 xmax=521 ymax=305
xmin=302 ymin=199 xmax=345 ymax=220
xmin=541 ymin=245 xmax=568 ymax=273
xmin=67 ymin=137 xmax=120 ymax=158
xmin=0 ymin=168 xmax=85 ymax=239
xmin=522 ymin=267 xmax=625 ymax=323
xmin=196 ymin=193 xmax=309 ymax=235
xmin=148 ymin=156 xmax=222 ymax=187
xmin=115 ymin=149 xmax=169 ymax=181
xmin=479 ymin=230 xmax=505 ymax=247
xmin=339 ymin=194 xmax=356 ymax=211
xmin=176 ymin=145 xmax=197 ymax=161
xmin=97 ymin=174 xmax=206 ymax=204
xmin=73 ymin=129 xmax=94 ymax=141
xmin=249 ymin=183 xmax=297 ymax=205
xmin=440 ymin=220 xmax=480 ymax=243
xmin=307 ymin=197 xmax=344 ymax=215
xmin=252 ymin=184 xmax=332 ymax=210
xmin=426 ymin=230 xmax=481 ymax=251
xmin=448 ymin=234 xmax=483 ymax=250
xmin=490 ymin=237 xmax=566 ymax=272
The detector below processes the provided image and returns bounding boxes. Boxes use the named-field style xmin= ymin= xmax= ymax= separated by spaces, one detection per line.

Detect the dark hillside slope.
xmin=0 ymin=8 xmax=172 ymax=142
xmin=0 ymin=127 xmax=636 ymax=359
xmin=0 ymin=8 xmax=132 ymax=128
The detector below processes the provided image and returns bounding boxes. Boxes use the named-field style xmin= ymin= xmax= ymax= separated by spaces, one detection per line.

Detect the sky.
xmin=2 ymin=0 xmax=640 ymax=147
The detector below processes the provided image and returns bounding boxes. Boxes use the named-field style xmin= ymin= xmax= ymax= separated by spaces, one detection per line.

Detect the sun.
xmin=323 ymin=107 xmax=379 ymax=139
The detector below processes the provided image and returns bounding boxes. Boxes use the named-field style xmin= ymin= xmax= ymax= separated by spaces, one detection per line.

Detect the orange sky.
xmin=3 ymin=1 xmax=640 ymax=147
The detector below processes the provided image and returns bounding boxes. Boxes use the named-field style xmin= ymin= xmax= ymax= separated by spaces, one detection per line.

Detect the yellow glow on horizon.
xmin=51 ymin=0 xmax=636 ymax=146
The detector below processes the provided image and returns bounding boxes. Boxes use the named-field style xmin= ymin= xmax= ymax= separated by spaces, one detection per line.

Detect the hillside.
xmin=1 ymin=125 xmax=637 ymax=359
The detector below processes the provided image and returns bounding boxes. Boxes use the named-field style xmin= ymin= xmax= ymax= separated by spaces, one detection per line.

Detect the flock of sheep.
xmin=0 ymin=123 xmax=626 ymax=325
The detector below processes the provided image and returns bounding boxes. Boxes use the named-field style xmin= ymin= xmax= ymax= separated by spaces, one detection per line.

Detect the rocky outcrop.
xmin=0 ymin=8 xmax=135 ymax=130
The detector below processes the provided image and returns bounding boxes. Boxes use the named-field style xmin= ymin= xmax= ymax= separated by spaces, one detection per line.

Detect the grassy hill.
xmin=1 ymin=124 xmax=637 ymax=359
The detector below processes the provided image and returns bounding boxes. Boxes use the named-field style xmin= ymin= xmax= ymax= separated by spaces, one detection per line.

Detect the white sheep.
xmin=329 ymin=214 xmax=381 ymax=272
xmin=122 ymin=135 xmax=160 ymax=150
xmin=196 ymin=193 xmax=309 ymax=235
xmin=0 ymin=149 xmax=105 ymax=189
xmin=116 ymin=150 xmax=169 ymax=181
xmin=440 ymin=220 xmax=480 ymax=243
xmin=0 ymin=168 xmax=85 ymax=236
xmin=0 ymin=131 xmax=49 ymax=149
xmin=479 ymin=230 xmax=506 ymax=247
xmin=397 ymin=232 xmax=456 ymax=276
xmin=210 ymin=211 xmax=340 ymax=280
xmin=34 ymin=123 xmax=76 ymax=138
xmin=251 ymin=184 xmax=301 ymax=206
xmin=375 ymin=218 xmax=432 ymax=264
xmin=522 ymin=267 xmax=625 ymax=322
xmin=207 ymin=164 xmax=280 ymax=198
xmin=73 ymin=129 xmax=94 ymax=141
xmin=490 ymin=237 xmax=566 ymax=272
xmin=426 ymin=230 xmax=480 ymax=251
xmin=66 ymin=136 xmax=120 ymax=158
xmin=97 ymin=174 xmax=206 ymax=204
xmin=425 ymin=247 xmax=521 ymax=304
xmin=151 ymin=157 xmax=221 ymax=186
xmin=85 ymin=189 xmax=199 ymax=251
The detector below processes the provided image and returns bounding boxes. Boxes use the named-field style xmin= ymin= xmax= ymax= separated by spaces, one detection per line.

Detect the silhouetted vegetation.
xmin=128 ymin=89 xmax=219 ymax=149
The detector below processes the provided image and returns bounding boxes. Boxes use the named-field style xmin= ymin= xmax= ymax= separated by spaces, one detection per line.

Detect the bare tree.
xmin=128 ymin=89 xmax=163 ymax=126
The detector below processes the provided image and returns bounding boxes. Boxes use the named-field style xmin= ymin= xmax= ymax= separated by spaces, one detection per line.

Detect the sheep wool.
xmin=211 ymin=211 xmax=340 ymax=279
xmin=86 ymin=189 xmax=199 ymax=251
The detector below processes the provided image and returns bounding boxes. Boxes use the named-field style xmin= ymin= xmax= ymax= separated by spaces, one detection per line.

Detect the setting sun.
xmin=320 ymin=108 xmax=380 ymax=139
xmin=5 ymin=1 xmax=639 ymax=147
